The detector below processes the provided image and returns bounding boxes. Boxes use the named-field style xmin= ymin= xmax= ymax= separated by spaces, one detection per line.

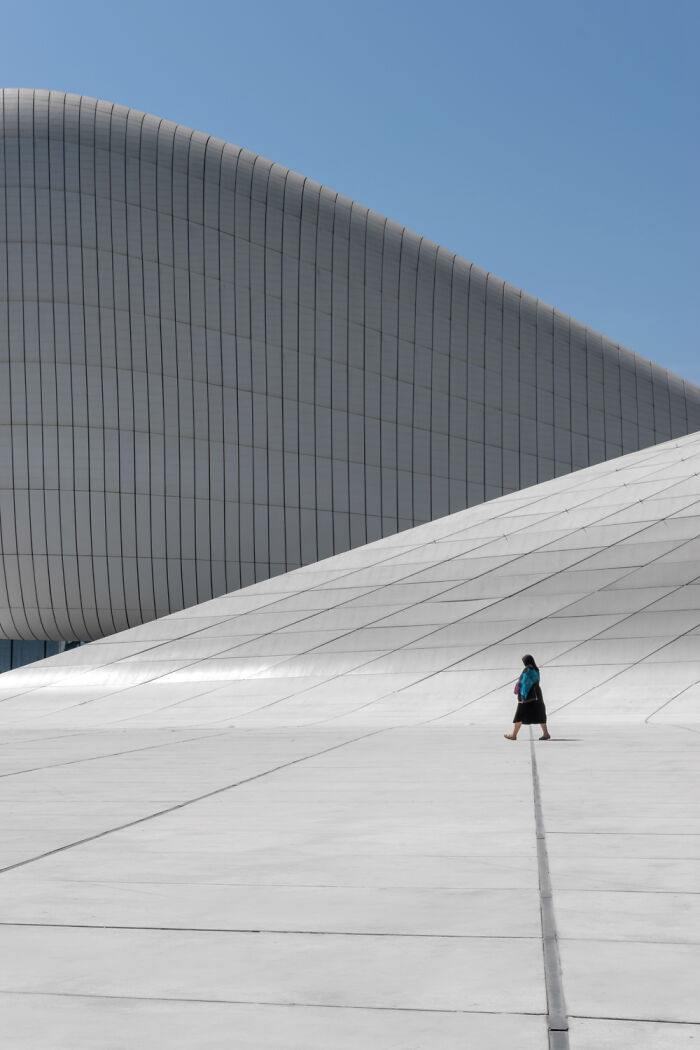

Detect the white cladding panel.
xmin=2 ymin=89 xmax=700 ymax=640
xmin=1 ymin=432 xmax=699 ymax=725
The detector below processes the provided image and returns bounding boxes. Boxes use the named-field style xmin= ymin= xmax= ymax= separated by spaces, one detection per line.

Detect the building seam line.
xmin=529 ymin=726 xmax=570 ymax=1050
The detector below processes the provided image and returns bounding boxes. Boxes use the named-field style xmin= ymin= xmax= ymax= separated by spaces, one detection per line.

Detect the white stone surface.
xmin=539 ymin=724 xmax=700 ymax=1031
xmin=569 ymin=1018 xmax=700 ymax=1049
xmin=0 ymin=994 xmax=548 ymax=1050
xmin=12 ymin=88 xmax=699 ymax=644
xmin=0 ymin=724 xmax=697 ymax=1046
xmin=1 ymin=432 xmax=700 ymax=728
xmin=2 ymin=435 xmax=700 ymax=1046
xmin=0 ymin=726 xmax=547 ymax=1047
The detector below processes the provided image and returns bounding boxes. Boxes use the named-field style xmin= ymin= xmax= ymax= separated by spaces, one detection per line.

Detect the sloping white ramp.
xmin=2 ymin=431 xmax=700 ymax=727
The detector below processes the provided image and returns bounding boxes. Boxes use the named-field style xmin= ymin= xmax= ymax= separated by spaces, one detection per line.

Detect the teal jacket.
xmin=518 ymin=667 xmax=540 ymax=700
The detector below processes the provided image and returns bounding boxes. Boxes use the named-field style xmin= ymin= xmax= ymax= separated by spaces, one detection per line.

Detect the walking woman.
xmin=504 ymin=654 xmax=551 ymax=740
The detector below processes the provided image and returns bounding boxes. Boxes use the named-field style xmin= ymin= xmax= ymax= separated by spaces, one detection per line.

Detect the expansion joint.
xmin=529 ymin=727 xmax=570 ymax=1050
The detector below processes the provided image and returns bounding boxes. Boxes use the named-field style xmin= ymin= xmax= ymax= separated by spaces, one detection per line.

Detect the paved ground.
xmin=0 ymin=722 xmax=697 ymax=1048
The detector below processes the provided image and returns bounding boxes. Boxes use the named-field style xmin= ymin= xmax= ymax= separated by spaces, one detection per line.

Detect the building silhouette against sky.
xmin=1 ymin=88 xmax=699 ymax=667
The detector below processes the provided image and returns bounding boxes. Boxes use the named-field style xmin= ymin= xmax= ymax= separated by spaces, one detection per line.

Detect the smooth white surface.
xmin=1 ymin=725 xmax=697 ymax=1047
xmin=1 ymin=432 xmax=700 ymax=728
xmin=569 ymin=1018 xmax=700 ymax=1050
xmin=2 ymin=436 xmax=700 ymax=1046
xmin=0 ymin=995 xmax=548 ymax=1050
xmin=1 ymin=726 xmax=548 ymax=1047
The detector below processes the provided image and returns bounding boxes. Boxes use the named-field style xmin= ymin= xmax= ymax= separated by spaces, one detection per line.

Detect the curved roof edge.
xmin=2 ymin=87 xmax=693 ymax=394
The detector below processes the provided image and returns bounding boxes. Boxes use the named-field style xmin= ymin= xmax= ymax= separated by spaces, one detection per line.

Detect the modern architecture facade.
xmin=2 ymin=429 xmax=699 ymax=726
xmin=2 ymin=88 xmax=699 ymax=657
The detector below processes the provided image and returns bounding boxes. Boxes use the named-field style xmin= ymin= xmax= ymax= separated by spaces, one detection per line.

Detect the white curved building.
xmin=1 ymin=429 xmax=699 ymax=726
xmin=1 ymin=88 xmax=699 ymax=657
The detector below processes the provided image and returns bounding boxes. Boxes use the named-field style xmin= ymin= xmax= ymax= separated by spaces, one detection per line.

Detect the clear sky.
xmin=2 ymin=0 xmax=698 ymax=382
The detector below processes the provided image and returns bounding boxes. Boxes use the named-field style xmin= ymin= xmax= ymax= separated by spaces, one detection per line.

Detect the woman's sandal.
xmin=503 ymin=733 xmax=518 ymax=740
xmin=539 ymin=734 xmax=551 ymax=740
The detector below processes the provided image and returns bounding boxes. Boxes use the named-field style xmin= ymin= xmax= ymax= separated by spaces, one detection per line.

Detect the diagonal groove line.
xmin=77 ymin=478 xmax=606 ymax=724
xmin=567 ymin=1013 xmax=700 ymax=1026
xmin=4 ymin=440 xmax=694 ymax=720
xmin=0 ymin=988 xmax=546 ymax=1017
xmin=379 ymin=482 xmax=700 ymax=728
xmin=4 ymin=442 xmax=698 ymax=730
xmin=645 ymin=684 xmax=700 ymax=725
xmin=0 ymin=922 xmax=540 ymax=941
xmin=663 ymin=723 xmax=700 ymax=736
xmin=529 ymin=727 xmax=570 ymax=1049
xmin=0 ymin=730 xmax=230 ymax=781
xmin=0 ymin=728 xmax=387 ymax=877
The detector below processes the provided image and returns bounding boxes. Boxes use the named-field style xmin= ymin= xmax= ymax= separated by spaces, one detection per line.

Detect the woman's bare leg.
xmin=504 ymin=722 xmax=522 ymax=740
xmin=539 ymin=723 xmax=551 ymax=740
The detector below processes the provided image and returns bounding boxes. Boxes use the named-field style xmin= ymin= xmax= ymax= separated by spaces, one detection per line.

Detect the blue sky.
xmin=2 ymin=0 xmax=698 ymax=381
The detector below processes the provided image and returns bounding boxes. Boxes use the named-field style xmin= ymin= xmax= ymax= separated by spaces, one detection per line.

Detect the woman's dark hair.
xmin=522 ymin=654 xmax=539 ymax=671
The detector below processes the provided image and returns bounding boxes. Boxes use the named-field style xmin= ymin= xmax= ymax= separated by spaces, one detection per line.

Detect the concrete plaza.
xmin=2 ymin=434 xmax=700 ymax=1046
xmin=0 ymin=722 xmax=697 ymax=1048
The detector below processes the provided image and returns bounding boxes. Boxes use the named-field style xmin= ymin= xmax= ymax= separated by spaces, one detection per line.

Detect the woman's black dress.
xmin=514 ymin=682 xmax=547 ymax=725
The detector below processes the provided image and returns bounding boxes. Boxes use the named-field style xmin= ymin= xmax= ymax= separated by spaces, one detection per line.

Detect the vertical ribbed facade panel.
xmin=1 ymin=88 xmax=699 ymax=640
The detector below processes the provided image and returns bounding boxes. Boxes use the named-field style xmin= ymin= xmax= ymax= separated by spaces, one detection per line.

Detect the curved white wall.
xmin=2 ymin=88 xmax=699 ymax=641
xmin=1 ymin=431 xmax=699 ymax=726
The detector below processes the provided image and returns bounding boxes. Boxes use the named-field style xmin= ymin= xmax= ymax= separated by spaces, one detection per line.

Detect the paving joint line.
xmin=0 ymin=727 xmax=388 ymax=877
xmin=0 ymin=988 xmax=546 ymax=1016
xmin=548 ymin=830 xmax=700 ymax=837
xmin=0 ymin=922 xmax=541 ymax=940
xmin=0 ymin=730 xmax=232 ymax=780
xmin=568 ymin=1013 xmax=700 ymax=1026
xmin=529 ymin=726 xmax=570 ymax=1050
xmin=5 ymin=452 xmax=690 ymax=722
